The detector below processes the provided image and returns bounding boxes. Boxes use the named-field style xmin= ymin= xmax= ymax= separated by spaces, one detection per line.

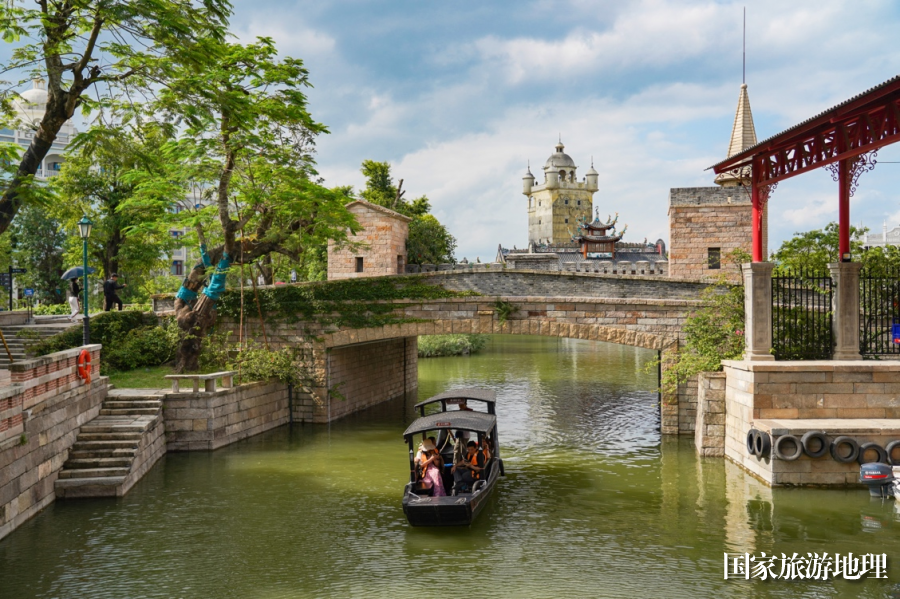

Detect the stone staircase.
xmin=0 ymin=316 xmax=77 ymax=368
xmin=55 ymin=389 xmax=167 ymax=498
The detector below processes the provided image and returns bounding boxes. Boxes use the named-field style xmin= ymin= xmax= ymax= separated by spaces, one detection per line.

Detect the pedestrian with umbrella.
xmin=61 ymin=266 xmax=95 ymax=322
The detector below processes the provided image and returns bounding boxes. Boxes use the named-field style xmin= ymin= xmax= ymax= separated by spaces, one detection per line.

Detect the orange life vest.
xmin=469 ymin=448 xmax=487 ymax=479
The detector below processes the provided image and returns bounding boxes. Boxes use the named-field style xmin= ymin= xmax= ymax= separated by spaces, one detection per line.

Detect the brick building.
xmin=327 ymin=200 xmax=411 ymax=280
xmin=668 ymin=83 xmax=767 ymax=281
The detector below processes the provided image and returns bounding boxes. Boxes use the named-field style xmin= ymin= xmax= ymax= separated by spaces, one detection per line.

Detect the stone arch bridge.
xmin=157 ymin=270 xmax=711 ymax=434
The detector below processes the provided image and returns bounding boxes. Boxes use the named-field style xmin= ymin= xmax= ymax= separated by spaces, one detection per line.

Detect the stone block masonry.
xmin=722 ymin=360 xmax=900 ymax=486
xmin=324 ymin=337 xmax=417 ymax=423
xmin=0 ymin=345 xmax=105 ymax=542
xmin=695 ymin=372 xmax=726 ymax=457
xmin=327 ymin=200 xmax=410 ymax=280
xmin=668 ymin=186 xmax=762 ymax=283
xmin=163 ymin=381 xmax=290 ymax=451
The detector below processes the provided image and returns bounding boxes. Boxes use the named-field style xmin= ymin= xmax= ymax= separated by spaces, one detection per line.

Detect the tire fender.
xmin=885 ymin=440 xmax=900 ymax=466
xmin=858 ymin=442 xmax=888 ymax=465
xmin=830 ymin=436 xmax=859 ymax=463
xmin=773 ymin=434 xmax=803 ymax=461
xmin=801 ymin=431 xmax=829 ymax=459
xmin=754 ymin=431 xmax=771 ymax=459
xmin=746 ymin=429 xmax=759 ymax=456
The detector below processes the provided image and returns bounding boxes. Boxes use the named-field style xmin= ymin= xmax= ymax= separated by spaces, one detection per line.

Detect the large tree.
xmin=52 ymin=123 xmax=175 ymax=281
xmin=130 ymin=38 xmax=357 ymax=371
xmin=0 ymin=0 xmax=230 ymax=235
xmin=358 ymin=160 xmax=456 ymax=264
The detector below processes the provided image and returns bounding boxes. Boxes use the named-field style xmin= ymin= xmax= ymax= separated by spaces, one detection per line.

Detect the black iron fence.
xmin=772 ymin=268 xmax=834 ymax=360
xmin=860 ymin=266 xmax=900 ymax=357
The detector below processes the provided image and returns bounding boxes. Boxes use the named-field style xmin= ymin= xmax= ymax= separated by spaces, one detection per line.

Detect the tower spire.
xmin=715 ymin=11 xmax=757 ymax=187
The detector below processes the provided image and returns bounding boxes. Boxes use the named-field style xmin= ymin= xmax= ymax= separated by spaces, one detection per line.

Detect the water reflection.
xmin=0 ymin=336 xmax=899 ymax=598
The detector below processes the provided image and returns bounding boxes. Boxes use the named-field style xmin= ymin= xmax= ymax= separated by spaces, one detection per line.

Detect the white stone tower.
xmin=522 ymin=141 xmax=599 ymax=246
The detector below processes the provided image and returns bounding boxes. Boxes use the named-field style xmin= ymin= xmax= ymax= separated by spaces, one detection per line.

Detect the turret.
xmin=546 ymin=170 xmax=559 ymax=187
xmin=585 ymin=159 xmax=599 ymax=192
xmin=522 ymin=164 xmax=535 ymax=194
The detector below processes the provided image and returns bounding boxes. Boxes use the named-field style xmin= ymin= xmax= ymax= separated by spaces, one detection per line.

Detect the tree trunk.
xmin=173 ymin=245 xmax=224 ymax=372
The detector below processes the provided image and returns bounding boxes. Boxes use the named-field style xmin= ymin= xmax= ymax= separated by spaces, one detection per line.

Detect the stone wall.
xmin=327 ymin=200 xmax=410 ymax=280
xmin=695 ymin=372 xmax=726 ymax=456
xmin=0 ymin=345 xmax=105 ymax=541
xmin=723 ymin=360 xmax=900 ymax=486
xmin=325 ymin=337 xmax=417 ymax=422
xmin=424 ymin=270 xmax=710 ymax=298
xmin=163 ymin=381 xmax=290 ymax=451
xmin=668 ymin=187 xmax=757 ymax=282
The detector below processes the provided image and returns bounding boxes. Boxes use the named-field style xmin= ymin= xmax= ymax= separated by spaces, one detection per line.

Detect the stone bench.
xmin=164 ymin=371 xmax=237 ymax=393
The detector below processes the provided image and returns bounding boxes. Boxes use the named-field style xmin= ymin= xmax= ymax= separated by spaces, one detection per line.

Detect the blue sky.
xmin=10 ymin=0 xmax=900 ymax=260
xmin=226 ymin=0 xmax=900 ymax=260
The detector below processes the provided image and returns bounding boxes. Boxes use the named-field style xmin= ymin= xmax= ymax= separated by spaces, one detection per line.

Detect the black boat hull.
xmin=402 ymin=466 xmax=498 ymax=526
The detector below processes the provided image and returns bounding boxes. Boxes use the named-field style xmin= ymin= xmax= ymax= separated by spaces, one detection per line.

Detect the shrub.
xmin=33 ymin=303 xmax=70 ymax=315
xmin=418 ymin=334 xmax=488 ymax=357
xmin=103 ymin=319 xmax=180 ymax=371
xmin=30 ymin=311 xmax=168 ymax=373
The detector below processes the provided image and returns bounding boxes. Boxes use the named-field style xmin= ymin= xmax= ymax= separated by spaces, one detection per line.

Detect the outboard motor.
xmin=859 ymin=463 xmax=895 ymax=498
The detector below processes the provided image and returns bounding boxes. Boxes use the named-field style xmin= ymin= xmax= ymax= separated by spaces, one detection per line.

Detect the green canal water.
xmin=2 ymin=336 xmax=900 ymax=598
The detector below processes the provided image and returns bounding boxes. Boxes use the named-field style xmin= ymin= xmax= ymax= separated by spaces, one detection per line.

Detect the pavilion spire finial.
xmin=742 ymin=6 xmax=746 ymax=85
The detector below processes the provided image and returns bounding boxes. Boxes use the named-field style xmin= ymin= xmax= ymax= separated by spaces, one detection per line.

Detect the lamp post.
xmin=77 ymin=216 xmax=93 ymax=346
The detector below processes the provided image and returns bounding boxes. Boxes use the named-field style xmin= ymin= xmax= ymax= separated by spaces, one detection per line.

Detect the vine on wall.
xmin=216 ymin=276 xmax=479 ymax=331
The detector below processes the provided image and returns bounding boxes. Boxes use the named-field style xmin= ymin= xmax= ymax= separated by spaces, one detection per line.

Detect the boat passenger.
xmin=418 ymin=439 xmax=446 ymax=497
xmin=457 ymin=399 xmax=474 ymax=412
xmin=452 ymin=440 xmax=484 ymax=492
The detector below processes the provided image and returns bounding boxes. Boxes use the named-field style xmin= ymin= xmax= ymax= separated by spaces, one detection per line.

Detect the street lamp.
xmin=77 ymin=215 xmax=93 ymax=346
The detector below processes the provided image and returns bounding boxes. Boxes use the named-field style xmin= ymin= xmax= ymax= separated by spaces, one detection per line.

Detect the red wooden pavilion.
xmin=711 ymin=74 xmax=900 ymax=262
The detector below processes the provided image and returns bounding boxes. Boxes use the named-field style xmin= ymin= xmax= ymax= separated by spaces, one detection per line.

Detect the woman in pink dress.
xmin=417 ymin=439 xmax=446 ymax=497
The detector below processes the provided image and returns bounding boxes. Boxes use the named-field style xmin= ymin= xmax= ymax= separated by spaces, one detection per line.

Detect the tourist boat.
xmin=402 ymin=388 xmax=504 ymax=526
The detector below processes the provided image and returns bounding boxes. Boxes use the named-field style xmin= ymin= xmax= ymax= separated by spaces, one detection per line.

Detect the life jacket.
xmin=469 ymin=448 xmax=487 ymax=480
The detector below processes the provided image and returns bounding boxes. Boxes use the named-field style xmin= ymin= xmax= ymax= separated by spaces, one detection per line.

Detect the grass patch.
xmin=108 ymin=365 xmax=174 ymax=389
xmin=418 ymin=334 xmax=488 ymax=358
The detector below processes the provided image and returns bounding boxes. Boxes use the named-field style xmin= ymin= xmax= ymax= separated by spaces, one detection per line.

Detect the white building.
xmin=5 ymin=79 xmax=75 ymax=179
xmin=862 ymin=222 xmax=900 ymax=249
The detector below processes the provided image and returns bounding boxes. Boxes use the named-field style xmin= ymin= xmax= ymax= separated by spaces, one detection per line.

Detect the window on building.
xmin=565 ymin=218 xmax=569 ymax=223
xmin=538 ymin=201 xmax=541 ymax=206
xmin=708 ymin=248 xmax=721 ymax=270
xmin=397 ymin=255 xmax=404 ymax=274
xmin=577 ymin=200 xmax=581 ymax=205
xmin=171 ymin=230 xmax=181 ymax=238
xmin=538 ymin=219 xmax=541 ymax=225
xmin=564 ymin=199 xmax=569 ymax=205
xmin=172 ymin=260 xmax=184 ymax=276
xmin=356 ymin=257 xmax=364 ymax=272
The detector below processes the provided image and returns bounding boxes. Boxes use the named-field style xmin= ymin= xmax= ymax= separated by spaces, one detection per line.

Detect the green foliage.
xmin=52 ymin=122 xmax=176 ymax=285
xmin=216 ymin=277 xmax=478 ymax=330
xmin=0 ymin=0 xmax=230 ymax=235
xmin=493 ymin=299 xmax=519 ymax=325
xmin=358 ymin=160 xmax=455 ymax=264
xmin=9 ymin=205 xmax=67 ymax=304
xmin=199 ymin=334 xmax=310 ymax=387
xmin=30 ymin=311 xmax=176 ymax=372
xmin=418 ymin=334 xmax=488 ymax=358
xmin=408 ymin=214 xmax=457 ymax=265
xmin=772 ymin=222 xmax=866 ymax=272
xmin=33 ymin=303 xmax=71 ymax=316
xmin=104 ymin=319 xmax=180 ymax=371
xmin=659 ymin=251 xmax=746 ymax=393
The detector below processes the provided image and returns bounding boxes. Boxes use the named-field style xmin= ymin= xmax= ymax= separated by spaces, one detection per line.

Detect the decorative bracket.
xmin=825 ymin=150 xmax=878 ymax=197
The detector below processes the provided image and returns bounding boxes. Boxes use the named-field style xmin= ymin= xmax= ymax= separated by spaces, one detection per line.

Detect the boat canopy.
xmin=413 ymin=388 xmax=497 ymax=411
xmin=403 ymin=411 xmax=497 ymax=438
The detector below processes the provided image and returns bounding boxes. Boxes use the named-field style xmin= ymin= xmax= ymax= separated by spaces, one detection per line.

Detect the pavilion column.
xmin=829 ymin=262 xmax=862 ymax=361
xmin=741 ymin=262 xmax=775 ymax=361
xmin=750 ymin=164 xmax=763 ymax=262
xmin=838 ymin=158 xmax=851 ymax=260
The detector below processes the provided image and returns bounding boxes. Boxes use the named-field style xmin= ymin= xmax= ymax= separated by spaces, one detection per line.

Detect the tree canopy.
xmin=0 ymin=0 xmax=231 ymax=236
xmin=358 ymin=160 xmax=456 ymax=264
